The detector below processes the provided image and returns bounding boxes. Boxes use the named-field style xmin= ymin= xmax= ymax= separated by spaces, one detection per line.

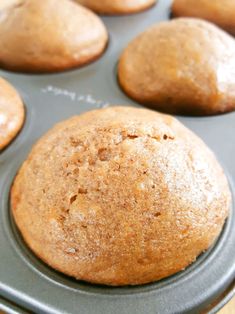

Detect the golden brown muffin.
xmin=0 ymin=0 xmax=108 ymax=73
xmin=118 ymin=18 xmax=235 ymax=116
xmin=0 ymin=78 xmax=25 ymax=150
xmin=172 ymin=0 xmax=235 ymax=36
xmin=75 ymin=0 xmax=156 ymax=15
xmin=11 ymin=106 xmax=230 ymax=286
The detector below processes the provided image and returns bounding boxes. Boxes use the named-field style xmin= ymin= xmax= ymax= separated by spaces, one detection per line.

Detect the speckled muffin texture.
xmin=172 ymin=0 xmax=235 ymax=36
xmin=0 ymin=77 xmax=24 ymax=150
xmin=75 ymin=0 xmax=156 ymax=15
xmin=0 ymin=0 xmax=108 ymax=72
xmin=11 ymin=106 xmax=231 ymax=286
xmin=118 ymin=18 xmax=235 ymax=116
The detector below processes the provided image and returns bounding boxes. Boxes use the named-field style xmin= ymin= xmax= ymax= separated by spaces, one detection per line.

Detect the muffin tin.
xmin=0 ymin=0 xmax=235 ymax=313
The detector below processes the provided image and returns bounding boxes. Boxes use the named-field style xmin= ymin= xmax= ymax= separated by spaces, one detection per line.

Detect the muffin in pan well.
xmin=118 ymin=18 xmax=235 ymax=116
xmin=0 ymin=0 xmax=108 ymax=73
xmin=11 ymin=106 xmax=231 ymax=286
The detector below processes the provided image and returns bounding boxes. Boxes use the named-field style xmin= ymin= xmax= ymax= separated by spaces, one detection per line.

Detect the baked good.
xmin=11 ymin=106 xmax=231 ymax=286
xmin=118 ymin=18 xmax=235 ymax=116
xmin=172 ymin=0 xmax=235 ymax=36
xmin=0 ymin=77 xmax=25 ymax=150
xmin=75 ymin=0 xmax=156 ymax=15
xmin=0 ymin=0 xmax=108 ymax=72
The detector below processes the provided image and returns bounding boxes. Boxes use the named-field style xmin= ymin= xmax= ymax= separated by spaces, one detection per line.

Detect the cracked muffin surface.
xmin=11 ymin=106 xmax=231 ymax=285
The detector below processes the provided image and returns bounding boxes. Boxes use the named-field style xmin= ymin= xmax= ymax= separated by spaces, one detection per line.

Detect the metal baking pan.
xmin=0 ymin=0 xmax=235 ymax=313
xmin=0 ymin=296 xmax=31 ymax=314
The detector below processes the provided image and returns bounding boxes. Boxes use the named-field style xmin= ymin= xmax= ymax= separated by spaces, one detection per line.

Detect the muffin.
xmin=118 ymin=18 xmax=235 ymax=116
xmin=0 ymin=78 xmax=25 ymax=150
xmin=75 ymin=0 xmax=156 ymax=15
xmin=172 ymin=0 xmax=235 ymax=36
xmin=11 ymin=106 xmax=230 ymax=286
xmin=0 ymin=0 xmax=108 ymax=72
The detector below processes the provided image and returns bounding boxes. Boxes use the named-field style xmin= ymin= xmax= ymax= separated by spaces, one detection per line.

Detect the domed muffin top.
xmin=118 ymin=18 xmax=235 ymax=115
xmin=0 ymin=0 xmax=108 ymax=72
xmin=11 ymin=106 xmax=230 ymax=285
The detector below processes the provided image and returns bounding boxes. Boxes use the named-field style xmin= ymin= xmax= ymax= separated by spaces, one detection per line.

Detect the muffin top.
xmin=0 ymin=77 xmax=24 ymax=150
xmin=118 ymin=18 xmax=235 ymax=115
xmin=0 ymin=0 xmax=108 ymax=72
xmin=75 ymin=0 xmax=156 ymax=15
xmin=172 ymin=0 xmax=235 ymax=36
xmin=11 ymin=106 xmax=230 ymax=285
